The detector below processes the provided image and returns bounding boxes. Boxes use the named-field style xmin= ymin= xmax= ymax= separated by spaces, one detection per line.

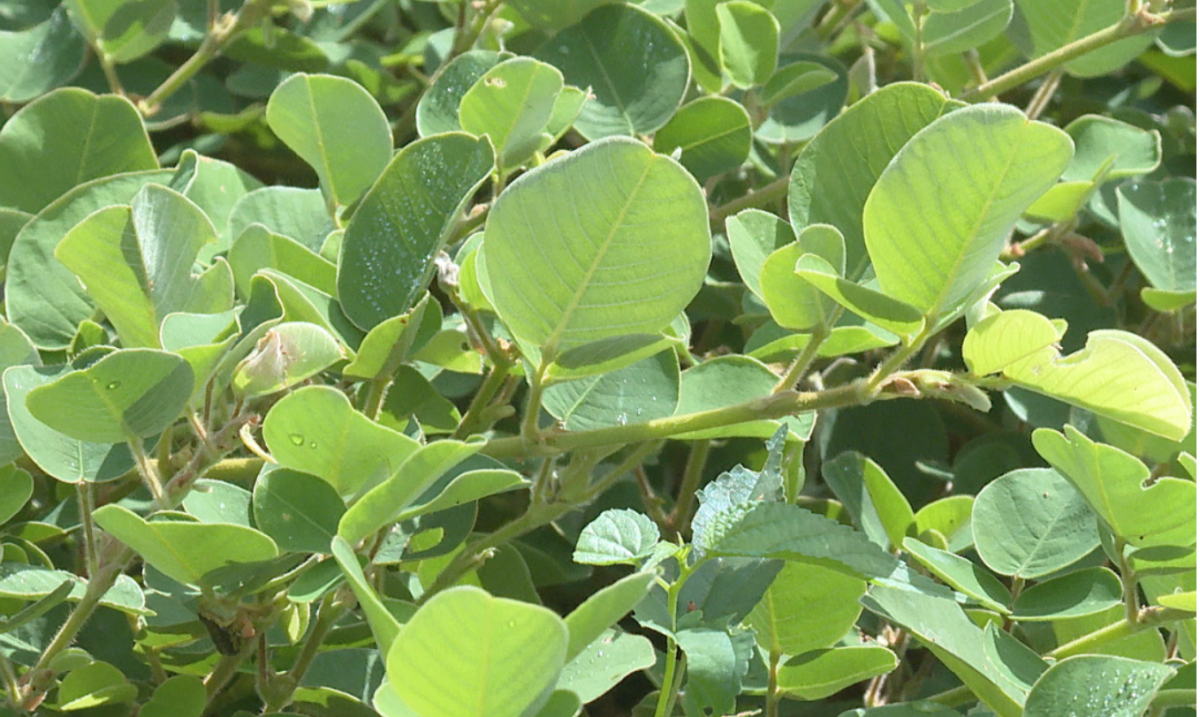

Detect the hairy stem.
xmin=773 ymin=324 xmax=830 ymax=393
xmin=667 ymin=439 xmax=711 ymax=536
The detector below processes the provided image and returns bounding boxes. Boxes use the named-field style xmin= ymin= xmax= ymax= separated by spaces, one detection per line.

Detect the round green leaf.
xmin=0 ymin=464 xmax=32 ymax=527
xmin=182 ymin=478 xmax=252 ymax=527
xmin=66 ymin=0 xmax=174 ymax=63
xmin=972 ymin=467 xmax=1100 ymax=578
xmin=716 ymin=0 xmax=779 ymax=88
xmin=558 ymin=629 xmax=655 ymax=704
xmin=1063 ymin=115 xmax=1161 ymax=183
xmin=266 ymin=73 xmax=392 ymax=208
xmin=416 ymin=50 xmax=509 ymax=137
xmin=794 ymin=253 xmax=926 ymax=337
xmin=26 ymin=348 xmax=194 ymax=443
xmin=542 ymin=350 xmax=680 ymax=431
xmin=921 ymin=0 xmax=1012 ymax=58
xmin=0 ymin=88 xmax=158 ymax=215
xmin=385 ymin=585 xmax=568 ymax=717
xmin=1011 ymin=566 xmax=1122 ymax=621
xmin=338 ymin=133 xmax=494 ymax=330
xmin=1033 ymin=426 xmax=1197 ymax=548
xmin=3 ymin=365 xmax=136 ymax=483
xmin=93 ymin=504 xmax=278 ymax=587
xmin=1023 ymin=654 xmax=1174 ymax=717
xmin=56 ymin=659 xmax=137 ymax=710
xmin=506 ymin=0 xmax=623 ymax=32
xmin=963 ymin=309 xmax=1063 ymax=376
xmin=777 ymin=646 xmax=898 ymax=701
xmin=228 ymin=186 xmax=333 ymax=252
xmin=55 ymin=184 xmax=233 ymax=348
xmin=459 ymin=57 xmax=564 ymax=172
xmin=726 ymin=208 xmax=796 ymax=302
xmin=1118 ymin=177 xmax=1196 ymax=293
xmin=482 ymin=137 xmax=710 ymax=356
xmin=253 ymin=468 xmax=346 ymax=554
xmin=863 ymin=104 xmax=1072 ymax=318
xmin=0 ymin=7 xmax=85 ymax=102
xmin=745 ymin=561 xmax=867 ymax=656
xmin=535 ymin=4 xmax=690 ymax=139
xmin=1014 ymin=0 xmax=1159 ymax=77
xmin=229 ymin=224 xmax=337 ymax=299
xmin=789 ymin=82 xmax=960 ymax=279
xmin=139 ymin=675 xmax=206 ymax=717
xmin=652 ymin=96 xmax=752 ymax=183
xmin=263 ymin=385 xmax=420 ymax=498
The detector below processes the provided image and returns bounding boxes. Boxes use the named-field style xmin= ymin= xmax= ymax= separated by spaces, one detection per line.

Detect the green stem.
xmin=0 ymin=654 xmax=20 ymax=709
xmin=765 ymin=649 xmax=782 ymax=717
xmin=667 ymin=439 xmax=711 ymax=537
xmin=521 ymin=365 xmax=549 ymax=443
xmin=129 ymin=437 xmax=167 ymax=509
xmin=1152 ymin=689 xmax=1197 ymax=709
xmin=454 ymin=359 xmax=514 ymax=439
xmin=817 ymin=0 xmax=863 ymax=40
xmin=266 ymin=595 xmax=347 ymax=711
xmin=708 ymin=175 xmax=790 ymax=228
xmin=1114 ymin=537 xmax=1141 ymax=625
xmin=653 ymin=556 xmax=696 ymax=717
xmin=77 ymin=484 xmax=99 ymax=579
xmin=863 ymin=325 xmax=932 ymax=395
xmin=484 ymin=382 xmax=863 ymax=458
xmin=1047 ymin=606 xmax=1191 ymax=659
xmin=97 ymin=52 xmax=125 ymax=96
xmin=958 ymin=7 xmax=1195 ymax=101
xmin=773 ymin=324 xmax=830 ymax=393
xmin=911 ymin=0 xmax=928 ymax=82
xmin=1023 ymin=68 xmax=1063 ymax=120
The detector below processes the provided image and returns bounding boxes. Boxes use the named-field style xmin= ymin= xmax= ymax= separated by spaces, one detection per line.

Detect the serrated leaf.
xmin=385 ymin=586 xmax=568 ymax=717
xmin=267 ymin=73 xmax=392 ymax=208
xmin=338 ymin=133 xmax=493 ymax=330
xmin=1033 ymin=426 xmax=1196 ymax=548
xmin=864 ymin=104 xmax=1071 ymax=319
xmin=483 ymin=137 xmax=709 ymax=358
xmin=93 ymin=504 xmax=278 ymax=587
xmin=574 ymin=509 xmax=660 ymax=565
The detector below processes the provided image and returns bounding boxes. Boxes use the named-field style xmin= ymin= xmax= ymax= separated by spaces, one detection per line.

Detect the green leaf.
xmin=963 ymin=309 xmax=1063 ymax=377
xmin=1023 ymin=655 xmax=1174 ymax=717
xmin=337 ymin=438 xmax=484 ymax=545
xmin=56 ymin=659 xmax=137 ymax=710
xmin=331 ymin=535 xmax=401 ymax=653
xmin=822 ymin=452 xmax=914 ymax=553
xmin=459 ymin=57 xmax=564 ymax=172
xmin=652 ymin=96 xmax=752 ymax=183
xmin=794 ymin=253 xmax=925 ymax=337
xmin=222 ymin=25 xmax=328 ymax=72
xmin=0 ymin=88 xmax=157 ymax=215
xmin=914 ymin=494 xmax=975 ymax=553
xmin=745 ymin=561 xmax=867 ymax=655
xmin=755 ymin=52 xmax=848 ymax=145
xmin=564 ymin=571 xmax=655 ymax=660
xmin=535 ymin=4 xmax=690 ymax=138
xmin=760 ymin=229 xmax=843 ymax=332
xmin=266 ymin=73 xmax=392 ymax=208
xmin=788 ymin=82 xmax=961 ymax=279
xmin=776 ymin=646 xmax=898 ymax=700
xmin=262 ymin=386 xmax=420 ymax=498
xmin=1063 ymin=115 xmax=1161 ymax=183
xmin=182 ymin=478 xmax=252 ymax=527
xmin=543 ymin=350 xmax=680 ymax=430
xmin=677 ymin=626 xmax=756 ymax=715
xmin=557 ymin=629 xmax=655 ymax=704
xmin=139 ymin=675 xmax=205 ymax=717
xmin=483 ymin=137 xmax=709 ymax=357
xmin=1119 ymin=177 xmax=1196 ymax=293
xmin=715 ymin=0 xmax=779 ymax=88
xmin=573 ymin=509 xmax=660 ymax=566
xmin=544 ymin=333 xmax=683 ymax=382
xmin=229 ymin=186 xmax=333 ymax=252
xmin=1142 ymin=287 xmax=1196 ymax=312
xmin=231 ymin=322 xmax=344 ymax=399
xmin=416 ymin=50 xmax=509 ymax=137
xmin=759 ymin=60 xmax=838 ymax=105
xmin=727 ymin=208 xmax=795 ymax=301
xmin=1032 ymin=426 xmax=1196 ymax=548
xmin=26 ymin=349 xmax=193 ymax=443
xmin=93 ymin=504 xmax=278 ymax=587
xmin=380 ymin=365 xmax=464 ymax=434
xmin=506 ymin=0 xmax=623 ymax=32
xmin=863 ymin=104 xmax=1072 ymax=318
xmin=862 ymin=586 xmax=1047 ymax=717
xmin=3 ymin=365 xmax=135 ymax=483
xmin=171 ymin=150 xmax=264 ymax=253
xmin=65 ymin=0 xmax=175 ymax=63
xmin=385 ymin=585 xmax=568 ymax=717
xmin=903 ymin=538 xmax=1011 ymax=613
xmin=342 ymin=295 xmax=441 ymax=381
xmin=0 ymin=465 xmax=32 ymax=527
xmin=1010 ymin=567 xmax=1122 ymax=621
xmin=971 ymin=467 xmax=1100 ymax=578
xmin=55 ymin=185 xmax=233 ymax=348
xmin=674 ymin=355 xmax=811 ymax=440
xmin=1014 ymin=0 xmax=1159 ymax=77
xmin=921 ymin=0 xmax=1013 ymax=57
xmin=338 ymin=133 xmax=493 ymax=330
xmin=395 ymin=463 xmax=526 ymax=524
xmin=229 ymin=224 xmax=337 ymax=299
xmin=0 ymin=8 xmax=85 ymax=103
xmin=252 ymin=468 xmax=346 ymax=554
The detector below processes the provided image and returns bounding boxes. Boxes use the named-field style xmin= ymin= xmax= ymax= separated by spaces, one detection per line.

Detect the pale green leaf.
xmin=716 ymin=0 xmax=779 ymax=88
xmin=65 ymin=0 xmax=175 ymax=62
xmin=1023 ymin=655 xmax=1173 ymax=717
xmin=231 ymin=322 xmax=344 ymax=399
xmin=652 ymin=96 xmax=752 ymax=182
xmin=573 ymin=508 xmax=660 ymax=565
xmin=252 ymin=468 xmax=346 ymax=554
xmin=1011 ymin=567 xmax=1123 ymax=621
xmin=777 ymin=646 xmax=898 ymax=700
xmin=903 ymin=538 xmax=1011 ymax=613
xmin=459 ymin=57 xmax=563 ymax=172
xmin=794 ymin=253 xmax=925 ymax=336
xmin=1014 ymin=0 xmax=1159 ymax=77
xmin=564 ymin=572 xmax=655 ymax=660
xmin=745 ymin=561 xmax=866 ymax=655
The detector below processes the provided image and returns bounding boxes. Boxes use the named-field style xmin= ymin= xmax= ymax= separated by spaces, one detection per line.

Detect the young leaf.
xmin=863 ymin=104 xmax=1072 ymax=319
xmin=535 ymin=4 xmax=689 ymax=138
xmin=1023 ymin=655 xmax=1174 ymax=717
xmin=55 ymin=184 xmax=233 ymax=348
xmin=262 ymin=385 xmax=420 ymax=498
xmin=793 ymin=253 xmax=925 ymax=337
xmin=0 ymin=88 xmax=158 ymax=214
xmin=963 ymin=309 xmax=1063 ymax=377
xmin=759 ymin=228 xmax=843 ymax=331
xmin=266 ymin=73 xmax=392 ymax=208
xmin=789 ymin=82 xmax=961 ymax=280
xmin=458 ymin=57 xmax=564 ymax=172
xmin=776 ymin=646 xmax=898 ymax=701
xmin=231 ymin=322 xmax=343 ymax=399
xmin=483 ymin=137 xmax=710 ymax=358
xmin=341 ymin=294 xmax=441 ymax=381
xmin=1032 ymin=426 xmax=1197 ymax=548
xmin=93 ymin=505 xmax=278 ymax=587
xmin=338 ymin=133 xmax=493 ymax=330
xmin=25 ymin=349 xmax=193 ymax=443
xmin=385 ymin=585 xmax=568 ymax=717
xmin=715 ymin=0 xmax=779 ymax=88
xmin=971 ymin=467 xmax=1100 ymax=578
xmin=573 ymin=509 xmax=660 ymax=566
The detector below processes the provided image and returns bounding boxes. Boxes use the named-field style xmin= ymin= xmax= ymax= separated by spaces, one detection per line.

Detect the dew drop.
xmin=616 ymin=412 xmax=628 ymax=425
xmin=289 ymin=433 xmax=305 ymax=446
xmin=309 ymin=441 xmax=318 ymax=449
xmin=106 ymin=380 xmax=121 ymax=390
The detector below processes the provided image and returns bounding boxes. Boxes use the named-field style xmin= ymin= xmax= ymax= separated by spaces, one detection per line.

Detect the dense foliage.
xmin=0 ymin=0 xmax=1194 ymax=715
